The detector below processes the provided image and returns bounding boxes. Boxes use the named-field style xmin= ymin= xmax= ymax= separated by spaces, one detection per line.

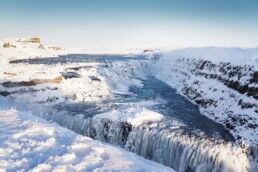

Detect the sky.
xmin=0 ymin=0 xmax=258 ymax=50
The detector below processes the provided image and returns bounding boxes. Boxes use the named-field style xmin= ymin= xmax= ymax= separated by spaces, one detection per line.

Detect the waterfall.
xmin=125 ymin=125 xmax=249 ymax=172
xmin=38 ymin=109 xmax=250 ymax=172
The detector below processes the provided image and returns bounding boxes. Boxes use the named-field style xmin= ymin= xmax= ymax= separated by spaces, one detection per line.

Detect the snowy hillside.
xmin=169 ymin=47 xmax=258 ymax=67
xmin=150 ymin=47 xmax=258 ymax=146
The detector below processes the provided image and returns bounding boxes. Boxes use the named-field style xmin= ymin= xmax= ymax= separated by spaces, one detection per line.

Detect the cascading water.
xmin=125 ymin=124 xmax=248 ymax=172
xmin=39 ymin=109 xmax=249 ymax=172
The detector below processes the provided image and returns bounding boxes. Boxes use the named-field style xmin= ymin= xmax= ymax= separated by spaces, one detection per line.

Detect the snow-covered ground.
xmin=0 ymin=96 xmax=173 ymax=172
xmin=167 ymin=47 xmax=258 ymax=67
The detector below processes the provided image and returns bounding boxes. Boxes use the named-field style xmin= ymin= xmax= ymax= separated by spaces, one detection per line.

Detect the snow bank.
xmin=0 ymin=53 xmax=8 ymax=69
xmin=98 ymin=59 xmax=147 ymax=95
xmin=170 ymin=47 xmax=258 ymax=68
xmin=94 ymin=107 xmax=164 ymax=127
xmin=0 ymin=97 xmax=173 ymax=172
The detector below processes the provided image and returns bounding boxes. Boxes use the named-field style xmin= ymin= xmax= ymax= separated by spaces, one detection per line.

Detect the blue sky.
xmin=0 ymin=0 xmax=258 ymax=50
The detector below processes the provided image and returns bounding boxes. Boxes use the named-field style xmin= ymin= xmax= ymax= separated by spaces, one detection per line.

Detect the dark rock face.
xmin=120 ymin=122 xmax=133 ymax=143
xmin=250 ymin=71 xmax=258 ymax=84
xmin=238 ymin=99 xmax=256 ymax=109
xmin=1 ymin=77 xmax=63 ymax=88
xmin=225 ymin=122 xmax=235 ymax=130
xmin=0 ymin=91 xmax=11 ymax=97
xmin=182 ymin=86 xmax=217 ymax=108
xmin=189 ymin=59 xmax=258 ymax=99
xmin=93 ymin=118 xmax=132 ymax=146
xmin=176 ymin=57 xmax=257 ymax=101
xmin=89 ymin=76 xmax=101 ymax=81
xmin=60 ymin=71 xmax=80 ymax=79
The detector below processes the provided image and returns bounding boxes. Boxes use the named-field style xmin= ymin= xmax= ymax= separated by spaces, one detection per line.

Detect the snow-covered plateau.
xmin=0 ymin=38 xmax=257 ymax=172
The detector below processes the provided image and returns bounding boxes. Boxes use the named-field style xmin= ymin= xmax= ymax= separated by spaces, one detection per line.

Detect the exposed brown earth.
xmin=17 ymin=37 xmax=41 ymax=44
xmin=3 ymin=72 xmax=16 ymax=76
xmin=2 ymin=42 xmax=16 ymax=48
xmin=2 ymin=76 xmax=63 ymax=88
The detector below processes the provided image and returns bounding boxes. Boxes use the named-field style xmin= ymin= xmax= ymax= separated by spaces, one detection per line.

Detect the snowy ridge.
xmin=170 ymin=47 xmax=258 ymax=68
